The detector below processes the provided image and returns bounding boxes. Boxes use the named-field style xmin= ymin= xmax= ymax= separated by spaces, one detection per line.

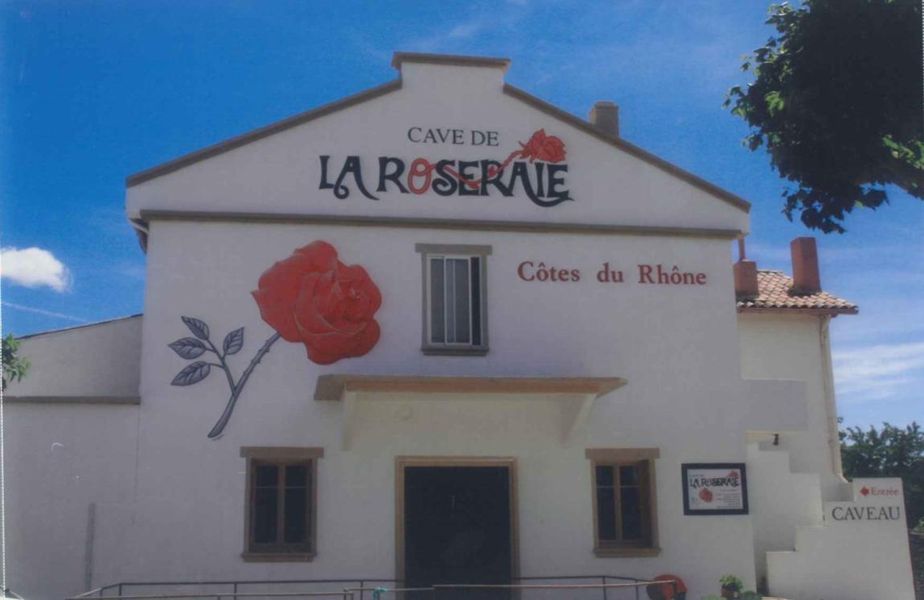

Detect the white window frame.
xmin=416 ymin=243 xmax=490 ymax=356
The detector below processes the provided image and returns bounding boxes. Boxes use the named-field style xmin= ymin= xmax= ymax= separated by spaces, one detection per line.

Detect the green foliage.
xmin=705 ymin=575 xmax=761 ymax=599
xmin=720 ymin=574 xmax=743 ymax=591
xmin=840 ymin=421 xmax=924 ymax=527
xmin=725 ymin=0 xmax=924 ymax=232
xmin=1 ymin=334 xmax=30 ymax=391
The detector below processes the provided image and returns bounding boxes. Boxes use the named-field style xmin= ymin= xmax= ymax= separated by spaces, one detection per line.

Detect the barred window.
xmin=417 ymin=244 xmax=490 ymax=355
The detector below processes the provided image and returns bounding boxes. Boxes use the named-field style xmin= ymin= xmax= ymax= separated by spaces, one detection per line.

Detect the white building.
xmin=6 ymin=53 xmax=915 ymax=600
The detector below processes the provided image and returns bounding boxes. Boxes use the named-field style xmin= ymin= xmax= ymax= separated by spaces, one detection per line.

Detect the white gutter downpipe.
xmin=819 ymin=316 xmax=847 ymax=480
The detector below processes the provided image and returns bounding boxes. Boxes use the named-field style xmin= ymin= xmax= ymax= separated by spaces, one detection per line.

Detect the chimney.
xmin=790 ymin=237 xmax=821 ymax=295
xmin=589 ymin=101 xmax=619 ymax=137
xmin=734 ymin=238 xmax=759 ymax=297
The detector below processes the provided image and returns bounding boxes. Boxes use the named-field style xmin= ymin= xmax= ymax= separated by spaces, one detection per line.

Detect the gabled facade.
xmin=7 ymin=53 xmax=914 ymax=600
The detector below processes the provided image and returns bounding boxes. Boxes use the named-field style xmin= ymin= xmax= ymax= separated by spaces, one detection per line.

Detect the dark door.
xmin=404 ymin=466 xmax=512 ymax=597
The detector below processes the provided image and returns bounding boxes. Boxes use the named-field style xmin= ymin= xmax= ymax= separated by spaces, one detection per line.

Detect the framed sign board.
xmin=682 ymin=463 xmax=749 ymax=515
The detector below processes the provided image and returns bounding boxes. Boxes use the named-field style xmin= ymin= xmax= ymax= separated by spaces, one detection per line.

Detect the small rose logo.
xmin=253 ymin=241 xmax=381 ymax=365
xmin=699 ymin=488 xmax=714 ymax=503
xmin=169 ymin=241 xmax=381 ymax=438
xmin=860 ymin=486 xmax=870 ymax=496
xmin=519 ymin=129 xmax=567 ymax=163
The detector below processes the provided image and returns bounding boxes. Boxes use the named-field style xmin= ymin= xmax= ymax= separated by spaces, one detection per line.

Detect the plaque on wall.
xmin=681 ymin=463 xmax=749 ymax=515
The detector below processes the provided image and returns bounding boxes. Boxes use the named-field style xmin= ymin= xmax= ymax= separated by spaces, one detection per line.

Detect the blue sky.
xmin=1 ymin=1 xmax=921 ymax=428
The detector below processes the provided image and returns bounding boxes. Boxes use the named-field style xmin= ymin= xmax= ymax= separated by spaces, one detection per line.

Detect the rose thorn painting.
xmin=167 ymin=241 xmax=382 ymax=438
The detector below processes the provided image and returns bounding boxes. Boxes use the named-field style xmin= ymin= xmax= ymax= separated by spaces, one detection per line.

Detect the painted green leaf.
xmin=171 ymin=361 xmax=211 ymax=386
xmin=168 ymin=337 xmax=207 ymax=359
xmin=181 ymin=316 xmax=210 ymax=340
xmin=223 ymin=327 xmax=244 ymax=356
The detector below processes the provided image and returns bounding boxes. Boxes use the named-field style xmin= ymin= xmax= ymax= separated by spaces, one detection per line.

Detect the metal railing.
xmin=68 ymin=576 xmax=678 ymax=600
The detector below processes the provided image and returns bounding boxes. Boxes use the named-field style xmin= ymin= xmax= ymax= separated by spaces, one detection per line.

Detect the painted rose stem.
xmin=206 ymin=332 xmax=280 ymax=438
xmin=168 ymin=241 xmax=382 ymax=438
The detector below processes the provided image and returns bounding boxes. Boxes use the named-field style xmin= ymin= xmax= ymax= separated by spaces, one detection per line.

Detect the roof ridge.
xmin=125 ymin=55 xmax=751 ymax=216
xmin=739 ymin=270 xmax=857 ymax=315
xmin=392 ymin=52 xmax=510 ymax=70
xmin=16 ymin=313 xmax=143 ymax=340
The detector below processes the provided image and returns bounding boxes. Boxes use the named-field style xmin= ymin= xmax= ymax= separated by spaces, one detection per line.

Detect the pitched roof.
xmin=125 ymin=52 xmax=750 ymax=213
xmin=737 ymin=270 xmax=857 ymax=315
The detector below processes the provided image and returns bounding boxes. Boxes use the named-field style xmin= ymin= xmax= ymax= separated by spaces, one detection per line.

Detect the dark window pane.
xmin=596 ymin=487 xmax=616 ymax=540
xmin=253 ymin=486 xmax=278 ymax=544
xmin=430 ymin=259 xmax=445 ymax=343
xmin=445 ymin=259 xmax=456 ymax=341
xmin=619 ymin=465 xmax=639 ymax=486
xmin=286 ymin=465 xmax=308 ymax=488
xmin=255 ymin=464 xmax=278 ymax=487
xmin=596 ymin=465 xmax=614 ymax=487
xmin=470 ymin=257 xmax=481 ymax=345
xmin=284 ymin=487 xmax=308 ymax=543
xmin=620 ymin=487 xmax=642 ymax=540
xmin=451 ymin=258 xmax=470 ymax=343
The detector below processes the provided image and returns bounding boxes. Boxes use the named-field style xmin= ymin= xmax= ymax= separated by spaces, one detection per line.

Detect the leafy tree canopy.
xmin=1 ymin=334 xmax=30 ymax=391
xmin=726 ymin=0 xmax=924 ymax=232
xmin=840 ymin=421 xmax=924 ymax=528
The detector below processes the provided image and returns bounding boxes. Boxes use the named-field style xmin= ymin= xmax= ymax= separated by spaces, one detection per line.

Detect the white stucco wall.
xmin=87 ymin=219 xmax=757 ymax=598
xmin=8 ymin=315 xmax=142 ymax=400
xmin=6 ymin=403 xmax=140 ymax=600
xmin=737 ymin=313 xmax=843 ymax=493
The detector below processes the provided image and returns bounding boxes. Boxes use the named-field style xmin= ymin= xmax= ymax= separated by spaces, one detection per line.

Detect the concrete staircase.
xmin=747 ymin=443 xmax=915 ymax=600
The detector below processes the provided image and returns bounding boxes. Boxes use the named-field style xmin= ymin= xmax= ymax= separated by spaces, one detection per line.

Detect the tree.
xmin=726 ymin=0 xmax=924 ymax=233
xmin=840 ymin=421 xmax=924 ymax=528
xmin=1 ymin=334 xmax=29 ymax=391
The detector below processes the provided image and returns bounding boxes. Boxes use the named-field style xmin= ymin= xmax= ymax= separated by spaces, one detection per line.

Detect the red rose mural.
xmin=168 ymin=241 xmax=382 ymax=438
xmin=253 ymin=241 xmax=381 ymax=365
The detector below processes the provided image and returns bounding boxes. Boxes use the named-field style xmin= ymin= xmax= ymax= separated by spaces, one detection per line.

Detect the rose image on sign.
xmin=518 ymin=129 xmax=566 ymax=163
xmin=699 ymin=488 xmax=714 ymax=503
xmin=167 ymin=241 xmax=382 ymax=439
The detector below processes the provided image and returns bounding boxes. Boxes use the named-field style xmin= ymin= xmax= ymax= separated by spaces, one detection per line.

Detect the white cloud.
xmin=833 ymin=342 xmax=924 ymax=402
xmin=404 ymin=16 xmax=490 ymax=52
xmin=1 ymin=301 xmax=86 ymax=323
xmin=447 ymin=22 xmax=483 ymax=40
xmin=0 ymin=247 xmax=71 ymax=292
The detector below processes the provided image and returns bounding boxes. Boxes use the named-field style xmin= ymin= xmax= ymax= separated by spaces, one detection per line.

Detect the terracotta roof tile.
xmin=737 ymin=270 xmax=858 ymax=314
